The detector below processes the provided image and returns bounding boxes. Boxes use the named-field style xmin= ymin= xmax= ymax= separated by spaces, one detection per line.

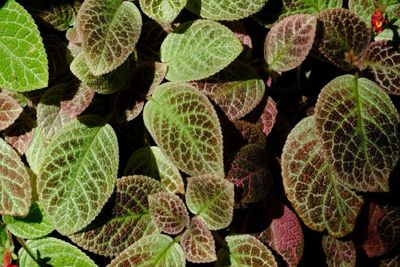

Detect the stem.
xmin=296 ymin=65 xmax=302 ymax=88
xmin=15 ymin=237 xmax=41 ymax=266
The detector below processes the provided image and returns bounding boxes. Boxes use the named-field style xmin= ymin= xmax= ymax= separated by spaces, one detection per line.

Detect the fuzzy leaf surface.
xmin=258 ymin=97 xmax=278 ymax=137
xmin=108 ymin=234 xmax=185 ymax=267
xmin=315 ymin=75 xmax=400 ymax=192
xmin=265 ymin=14 xmax=316 ymax=72
xmin=322 ymin=235 xmax=356 ymax=267
xmin=283 ymin=0 xmax=343 ymax=15
xmin=226 ymin=234 xmax=277 ymax=267
xmin=76 ymin=0 xmax=142 ymax=75
xmin=161 ymin=19 xmax=242 ymax=81
xmin=282 ymin=116 xmax=363 ymax=237
xmin=143 ymin=82 xmax=224 ymax=178
xmin=234 ymin=121 xmax=266 ymax=148
xmin=185 ymin=175 xmax=234 ymax=230
xmin=38 ymin=116 xmax=119 ymax=235
xmin=18 ymin=237 xmax=97 ymax=267
xmin=0 ymin=92 xmax=23 ymax=131
xmin=0 ymin=0 xmax=48 ymax=91
xmin=139 ymin=0 xmax=186 ymax=24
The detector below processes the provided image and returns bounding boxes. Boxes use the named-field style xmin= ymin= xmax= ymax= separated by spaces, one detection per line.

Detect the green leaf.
xmin=281 ymin=116 xmax=363 ymax=237
xmin=265 ymin=14 xmax=317 ymax=73
xmin=0 ymin=92 xmax=23 ymax=131
xmin=362 ymin=41 xmax=400 ymax=95
xmin=186 ymin=0 xmax=267 ymax=20
xmin=160 ymin=19 xmax=243 ymax=81
xmin=192 ymin=61 xmax=265 ymax=121
xmin=0 ymin=0 xmax=48 ymax=91
xmin=282 ymin=0 xmax=343 ymax=15
xmin=76 ymin=0 xmax=142 ymax=75
xmin=180 ymin=217 xmax=217 ymax=263
xmin=315 ymin=8 xmax=370 ymax=71
xmin=348 ymin=0 xmax=375 ymax=27
xmin=226 ymin=234 xmax=277 ymax=267
xmin=2 ymin=202 xmax=53 ymax=239
xmin=0 ymin=137 xmax=31 ymax=216
xmin=143 ymin=82 xmax=224 ymax=178
xmin=185 ymin=175 xmax=234 ymax=230
xmin=148 ymin=192 xmax=189 ymax=234
xmin=26 ymin=128 xmax=46 ymax=175
xmin=38 ymin=116 xmax=119 ymax=235
xmin=315 ymin=75 xmax=400 ymax=192
xmin=108 ymin=234 xmax=185 ymax=267
xmin=322 ymin=235 xmax=356 ymax=267
xmin=139 ymin=0 xmax=187 ymax=25
xmin=18 ymin=237 xmax=97 ymax=267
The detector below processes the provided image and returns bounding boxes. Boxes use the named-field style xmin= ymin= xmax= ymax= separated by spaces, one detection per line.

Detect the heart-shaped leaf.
xmin=139 ymin=0 xmax=187 ymax=25
xmin=108 ymin=234 xmax=185 ymax=267
xmin=362 ymin=41 xmax=400 ymax=95
xmin=322 ymin=235 xmax=356 ymax=267
xmin=160 ymin=19 xmax=243 ymax=81
xmin=0 ymin=92 xmax=23 ymax=131
xmin=185 ymin=175 xmax=234 ymax=230
xmin=148 ymin=192 xmax=189 ymax=235
xmin=76 ymin=0 xmax=142 ymax=75
xmin=143 ymin=82 xmax=224 ymax=178
xmin=315 ymin=75 xmax=400 ymax=192
xmin=265 ymin=14 xmax=317 ymax=73
xmin=180 ymin=217 xmax=217 ymax=263
xmin=282 ymin=116 xmax=363 ymax=237
xmin=257 ymin=97 xmax=278 ymax=137
xmin=70 ymin=175 xmax=163 ymax=256
xmin=186 ymin=0 xmax=267 ymax=20
xmin=38 ymin=116 xmax=119 ymax=235
xmin=226 ymin=234 xmax=277 ymax=267
xmin=0 ymin=0 xmax=48 ymax=91
xmin=25 ymin=128 xmax=46 ymax=175
xmin=18 ymin=237 xmax=97 ymax=267
xmin=191 ymin=61 xmax=265 ymax=121
xmin=315 ymin=8 xmax=370 ymax=70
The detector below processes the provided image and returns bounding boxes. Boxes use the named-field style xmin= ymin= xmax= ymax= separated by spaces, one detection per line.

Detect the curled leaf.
xmin=0 ymin=92 xmax=23 ymax=131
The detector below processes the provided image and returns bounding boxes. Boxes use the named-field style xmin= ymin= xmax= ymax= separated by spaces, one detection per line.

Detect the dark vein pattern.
xmin=0 ymin=92 xmax=23 ymax=131
xmin=139 ymin=0 xmax=186 ymax=24
xmin=322 ymin=235 xmax=356 ymax=267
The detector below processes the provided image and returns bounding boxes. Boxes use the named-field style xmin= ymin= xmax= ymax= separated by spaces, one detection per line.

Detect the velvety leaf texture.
xmin=283 ymin=0 xmax=343 ymax=15
xmin=181 ymin=217 xmax=217 ymax=263
xmin=258 ymin=97 xmax=278 ymax=138
xmin=362 ymin=41 xmax=400 ymax=95
xmin=281 ymin=116 xmax=363 ymax=237
xmin=186 ymin=0 xmax=267 ymax=20
xmin=161 ymin=19 xmax=243 ymax=81
xmin=139 ymin=0 xmax=187 ymax=25
xmin=148 ymin=192 xmax=189 ymax=235
xmin=2 ymin=202 xmax=53 ymax=239
xmin=315 ymin=75 xmax=400 ymax=192
xmin=234 ymin=121 xmax=266 ymax=148
xmin=192 ymin=61 xmax=265 ymax=121
xmin=108 ymin=234 xmax=185 ymax=267
xmin=322 ymin=235 xmax=356 ymax=267
xmin=0 ymin=0 xmax=48 ymax=91
xmin=0 ymin=137 xmax=31 ymax=216
xmin=18 ymin=237 xmax=97 ymax=267
xmin=77 ymin=0 xmax=142 ymax=75
xmin=38 ymin=116 xmax=119 ymax=235
xmin=185 ymin=175 xmax=234 ymax=230
xmin=226 ymin=234 xmax=277 ymax=267
xmin=0 ymin=92 xmax=23 ymax=131
xmin=265 ymin=14 xmax=317 ymax=73
xmin=315 ymin=8 xmax=370 ymax=70
xmin=69 ymin=175 xmax=163 ymax=257
xmin=143 ymin=82 xmax=224 ymax=178
xmin=25 ymin=128 xmax=46 ymax=175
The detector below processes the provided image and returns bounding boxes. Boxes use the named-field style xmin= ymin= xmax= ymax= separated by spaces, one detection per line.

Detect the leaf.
xmin=380 ymin=254 xmax=400 ymax=266
xmin=38 ymin=116 xmax=119 ymax=235
xmin=257 ymin=97 xmax=278 ymax=137
xmin=226 ymin=234 xmax=277 ymax=267
xmin=0 ymin=92 xmax=23 ymax=131
xmin=18 ymin=237 xmax=97 ymax=267
xmin=61 ymin=84 xmax=95 ymax=118
xmin=315 ymin=75 xmax=400 ymax=192
xmin=233 ymin=121 xmax=266 ymax=148
xmin=3 ymin=109 xmax=35 ymax=155
xmin=315 ymin=8 xmax=370 ymax=70
xmin=191 ymin=61 xmax=265 ymax=120
xmin=348 ymin=0 xmax=375 ymax=27
xmin=143 ymin=82 xmax=224 ymax=178
xmin=226 ymin=144 xmax=273 ymax=204
xmin=282 ymin=0 xmax=343 ymax=15
xmin=185 ymin=175 xmax=234 ymax=230
xmin=322 ymin=235 xmax=356 ymax=267
xmin=281 ymin=116 xmax=364 ymax=237
xmin=265 ymin=14 xmax=317 ymax=73
xmin=69 ymin=175 xmax=163 ymax=257
xmin=25 ymin=128 xmax=46 ymax=175
xmin=139 ymin=0 xmax=187 ymax=25
xmin=2 ymin=202 xmax=53 ymax=239
xmin=0 ymin=137 xmax=31 ymax=216
xmin=160 ymin=19 xmax=243 ymax=81
xmin=148 ymin=192 xmax=189 ymax=234
xmin=362 ymin=41 xmax=400 ymax=95
xmin=108 ymin=234 xmax=185 ymax=267
xmin=0 ymin=0 xmax=48 ymax=91
xmin=181 ymin=217 xmax=216 ymax=263
xmin=186 ymin=0 xmax=267 ymax=20
xmin=76 ymin=0 xmax=142 ymax=75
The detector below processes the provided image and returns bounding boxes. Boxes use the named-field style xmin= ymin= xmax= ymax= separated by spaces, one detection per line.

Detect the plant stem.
xmin=15 ymin=237 xmax=41 ymax=266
